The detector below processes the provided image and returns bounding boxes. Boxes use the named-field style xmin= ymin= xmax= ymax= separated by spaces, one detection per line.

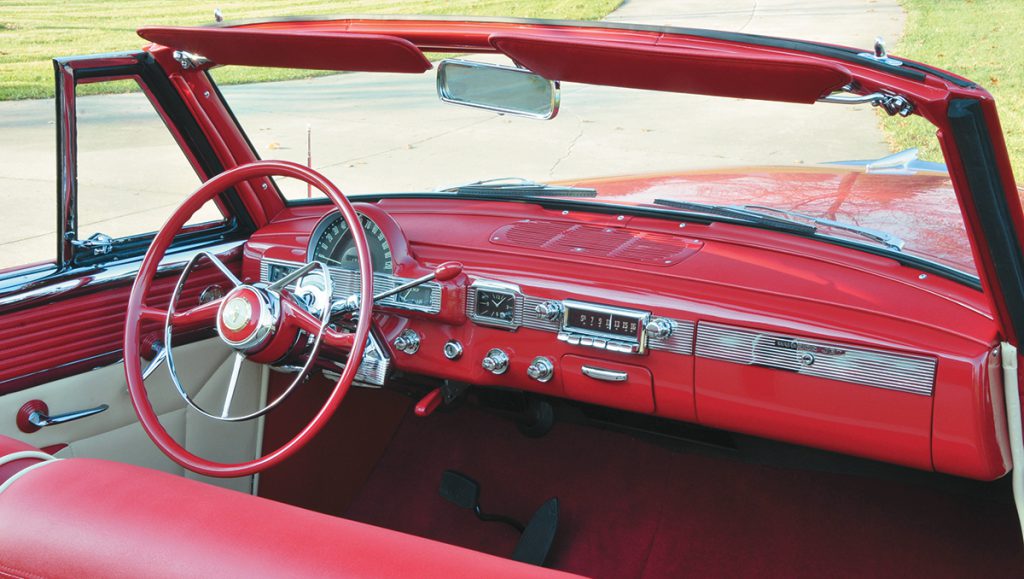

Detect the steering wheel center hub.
xmin=217 ymin=286 xmax=278 ymax=352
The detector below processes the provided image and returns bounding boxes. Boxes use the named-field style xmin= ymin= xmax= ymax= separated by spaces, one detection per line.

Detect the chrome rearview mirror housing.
xmin=437 ymin=59 xmax=559 ymax=120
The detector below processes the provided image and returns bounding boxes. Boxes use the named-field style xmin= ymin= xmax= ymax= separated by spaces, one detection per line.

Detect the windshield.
xmin=212 ymin=57 xmax=974 ymax=279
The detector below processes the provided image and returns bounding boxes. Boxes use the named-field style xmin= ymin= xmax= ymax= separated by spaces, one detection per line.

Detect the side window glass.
xmin=75 ymin=78 xmax=223 ymax=242
xmin=0 ymin=99 xmax=56 ymax=274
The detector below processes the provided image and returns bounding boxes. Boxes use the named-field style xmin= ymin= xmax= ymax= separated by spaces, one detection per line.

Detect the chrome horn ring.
xmin=159 ymin=253 xmax=334 ymax=422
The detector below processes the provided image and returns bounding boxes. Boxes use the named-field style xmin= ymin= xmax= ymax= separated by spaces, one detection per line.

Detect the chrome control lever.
xmin=332 ymin=261 xmax=463 ymax=314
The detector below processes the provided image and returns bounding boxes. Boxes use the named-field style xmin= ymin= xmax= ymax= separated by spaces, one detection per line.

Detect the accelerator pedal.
xmin=439 ymin=470 xmax=559 ymax=567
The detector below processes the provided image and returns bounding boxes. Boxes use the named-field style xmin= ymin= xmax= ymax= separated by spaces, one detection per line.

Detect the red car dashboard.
xmin=243 ymin=198 xmax=1009 ymax=481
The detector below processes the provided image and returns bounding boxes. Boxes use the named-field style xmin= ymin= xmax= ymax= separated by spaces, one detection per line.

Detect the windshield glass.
xmin=212 ymin=56 xmax=974 ymax=279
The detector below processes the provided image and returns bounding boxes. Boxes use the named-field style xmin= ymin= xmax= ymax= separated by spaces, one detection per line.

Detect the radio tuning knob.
xmin=526 ymin=357 xmax=554 ymax=382
xmin=535 ymin=301 xmax=563 ymax=321
xmin=481 ymin=348 xmax=509 ymax=375
xmin=645 ymin=318 xmax=674 ymax=340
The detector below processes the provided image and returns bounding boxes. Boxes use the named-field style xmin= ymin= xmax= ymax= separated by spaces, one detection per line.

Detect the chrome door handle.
xmin=28 ymin=404 xmax=109 ymax=428
xmin=581 ymin=366 xmax=629 ymax=382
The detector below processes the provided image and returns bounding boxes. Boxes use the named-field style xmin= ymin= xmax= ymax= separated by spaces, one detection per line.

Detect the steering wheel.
xmin=123 ymin=160 xmax=373 ymax=478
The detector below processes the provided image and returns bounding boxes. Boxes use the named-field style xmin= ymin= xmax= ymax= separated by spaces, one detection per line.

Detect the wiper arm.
xmin=738 ymin=205 xmax=904 ymax=251
xmin=651 ymin=199 xmax=817 ymax=235
xmin=437 ymin=177 xmax=597 ymax=198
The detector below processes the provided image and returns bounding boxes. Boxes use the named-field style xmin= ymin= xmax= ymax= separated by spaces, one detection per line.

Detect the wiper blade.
xmin=651 ymin=199 xmax=817 ymax=235
xmin=437 ymin=177 xmax=597 ymax=198
xmin=737 ymin=205 xmax=904 ymax=251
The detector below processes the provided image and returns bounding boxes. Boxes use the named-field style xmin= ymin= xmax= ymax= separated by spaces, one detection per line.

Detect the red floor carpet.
xmin=344 ymin=406 xmax=1024 ymax=578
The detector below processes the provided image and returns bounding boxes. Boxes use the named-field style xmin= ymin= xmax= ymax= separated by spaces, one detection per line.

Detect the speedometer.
xmin=308 ymin=213 xmax=394 ymax=273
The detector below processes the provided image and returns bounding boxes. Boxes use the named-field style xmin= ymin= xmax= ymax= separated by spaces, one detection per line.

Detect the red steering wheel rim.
xmin=123 ymin=160 xmax=373 ymax=478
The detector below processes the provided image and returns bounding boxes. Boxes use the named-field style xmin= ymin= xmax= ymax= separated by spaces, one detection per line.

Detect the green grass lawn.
xmin=882 ymin=0 xmax=1024 ymax=179
xmin=0 ymin=0 xmax=620 ymax=101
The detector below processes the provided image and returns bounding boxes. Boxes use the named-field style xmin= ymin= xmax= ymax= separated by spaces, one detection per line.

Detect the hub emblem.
xmin=222 ymin=296 xmax=253 ymax=331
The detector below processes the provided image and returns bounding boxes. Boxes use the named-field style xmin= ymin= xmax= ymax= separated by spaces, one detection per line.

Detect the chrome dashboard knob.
xmin=526 ymin=357 xmax=554 ymax=382
xmin=443 ymin=340 xmax=463 ymax=360
xmin=645 ymin=318 xmax=674 ymax=340
xmin=393 ymin=329 xmax=420 ymax=355
xmin=481 ymin=348 xmax=509 ymax=375
xmin=535 ymin=301 xmax=564 ymax=321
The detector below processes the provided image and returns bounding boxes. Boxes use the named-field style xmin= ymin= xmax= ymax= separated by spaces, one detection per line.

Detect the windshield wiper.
xmin=737 ymin=205 xmax=904 ymax=251
xmin=651 ymin=199 xmax=817 ymax=235
xmin=437 ymin=177 xmax=597 ymax=198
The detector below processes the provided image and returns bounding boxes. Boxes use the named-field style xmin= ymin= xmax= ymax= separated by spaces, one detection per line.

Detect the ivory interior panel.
xmin=1 ymin=338 xmax=266 ymax=493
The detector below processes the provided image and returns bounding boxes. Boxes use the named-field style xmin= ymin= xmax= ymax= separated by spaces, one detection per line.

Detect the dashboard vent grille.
xmin=492 ymin=220 xmax=702 ymax=266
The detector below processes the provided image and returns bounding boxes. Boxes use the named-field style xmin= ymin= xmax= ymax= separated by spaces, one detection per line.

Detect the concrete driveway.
xmin=0 ymin=0 xmax=904 ymax=270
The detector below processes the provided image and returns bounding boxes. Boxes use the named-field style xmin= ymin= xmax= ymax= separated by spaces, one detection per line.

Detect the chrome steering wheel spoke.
xmin=159 ymin=255 xmax=336 ymax=422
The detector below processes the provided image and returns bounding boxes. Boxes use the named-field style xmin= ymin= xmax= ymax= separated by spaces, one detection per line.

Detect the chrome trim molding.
xmin=521 ymin=295 xmax=562 ymax=332
xmin=261 ymin=258 xmax=441 ymax=314
xmin=647 ymin=318 xmax=696 ymax=356
xmin=0 ymin=240 xmax=245 ymax=313
xmin=695 ymin=322 xmax=937 ymax=396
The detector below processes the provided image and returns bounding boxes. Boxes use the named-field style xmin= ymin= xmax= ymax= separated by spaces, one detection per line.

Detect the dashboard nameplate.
xmin=694 ymin=321 xmax=937 ymax=396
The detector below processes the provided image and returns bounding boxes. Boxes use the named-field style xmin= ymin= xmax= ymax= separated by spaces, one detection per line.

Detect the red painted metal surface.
xmin=562 ymin=355 xmax=655 ymax=414
xmin=565 ymin=167 xmax=979 ymax=275
xmin=246 ymin=197 xmax=1006 ymax=479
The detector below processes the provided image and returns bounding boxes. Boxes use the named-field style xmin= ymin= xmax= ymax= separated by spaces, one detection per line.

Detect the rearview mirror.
xmin=437 ymin=59 xmax=559 ymax=120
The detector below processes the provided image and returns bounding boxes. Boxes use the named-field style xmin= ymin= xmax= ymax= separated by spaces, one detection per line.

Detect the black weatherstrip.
xmin=948 ymin=99 xmax=1024 ymax=336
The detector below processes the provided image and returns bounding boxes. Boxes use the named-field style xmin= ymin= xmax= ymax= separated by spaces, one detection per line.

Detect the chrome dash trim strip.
xmin=262 ymin=258 xmax=441 ymax=314
xmin=648 ymin=319 xmax=696 ymax=355
xmin=695 ymin=321 xmax=936 ymax=396
xmin=521 ymin=295 xmax=561 ymax=332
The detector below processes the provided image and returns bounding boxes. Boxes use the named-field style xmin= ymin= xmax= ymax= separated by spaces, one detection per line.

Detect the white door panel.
xmin=1 ymin=338 xmax=267 ymax=493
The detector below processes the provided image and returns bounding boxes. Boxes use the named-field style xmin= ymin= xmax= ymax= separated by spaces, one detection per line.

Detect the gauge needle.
xmin=320 ymin=256 xmax=346 ymax=266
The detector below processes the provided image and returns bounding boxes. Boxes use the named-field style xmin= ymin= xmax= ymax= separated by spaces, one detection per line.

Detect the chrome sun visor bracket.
xmin=172 ymin=50 xmax=211 ymax=70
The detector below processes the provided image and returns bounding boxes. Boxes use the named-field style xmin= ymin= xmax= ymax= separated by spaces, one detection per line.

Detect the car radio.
xmin=536 ymin=299 xmax=651 ymax=354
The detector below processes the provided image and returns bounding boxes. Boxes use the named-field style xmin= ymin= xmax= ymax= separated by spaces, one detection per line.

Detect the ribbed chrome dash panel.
xmin=261 ymin=259 xmax=441 ymax=314
xmin=695 ymin=322 xmax=936 ymax=396
xmin=521 ymin=295 xmax=561 ymax=332
xmin=648 ymin=319 xmax=696 ymax=355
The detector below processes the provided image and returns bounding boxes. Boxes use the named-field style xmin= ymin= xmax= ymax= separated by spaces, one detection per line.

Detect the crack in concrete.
xmin=548 ymin=115 xmax=585 ymax=177
xmin=738 ymin=0 xmax=759 ymax=33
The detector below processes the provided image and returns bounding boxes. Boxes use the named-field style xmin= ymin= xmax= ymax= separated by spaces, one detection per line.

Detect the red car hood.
xmin=565 ymin=167 xmax=977 ymax=277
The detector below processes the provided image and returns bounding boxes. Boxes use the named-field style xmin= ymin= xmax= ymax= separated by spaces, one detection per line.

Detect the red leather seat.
xmin=0 ymin=435 xmax=41 ymax=486
xmin=0 ymin=438 xmax=578 ymax=578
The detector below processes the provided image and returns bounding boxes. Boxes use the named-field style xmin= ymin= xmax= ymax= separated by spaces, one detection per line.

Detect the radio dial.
xmin=481 ymin=349 xmax=510 ymax=374
xmin=535 ymin=301 xmax=563 ymax=321
xmin=645 ymin=318 xmax=674 ymax=340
